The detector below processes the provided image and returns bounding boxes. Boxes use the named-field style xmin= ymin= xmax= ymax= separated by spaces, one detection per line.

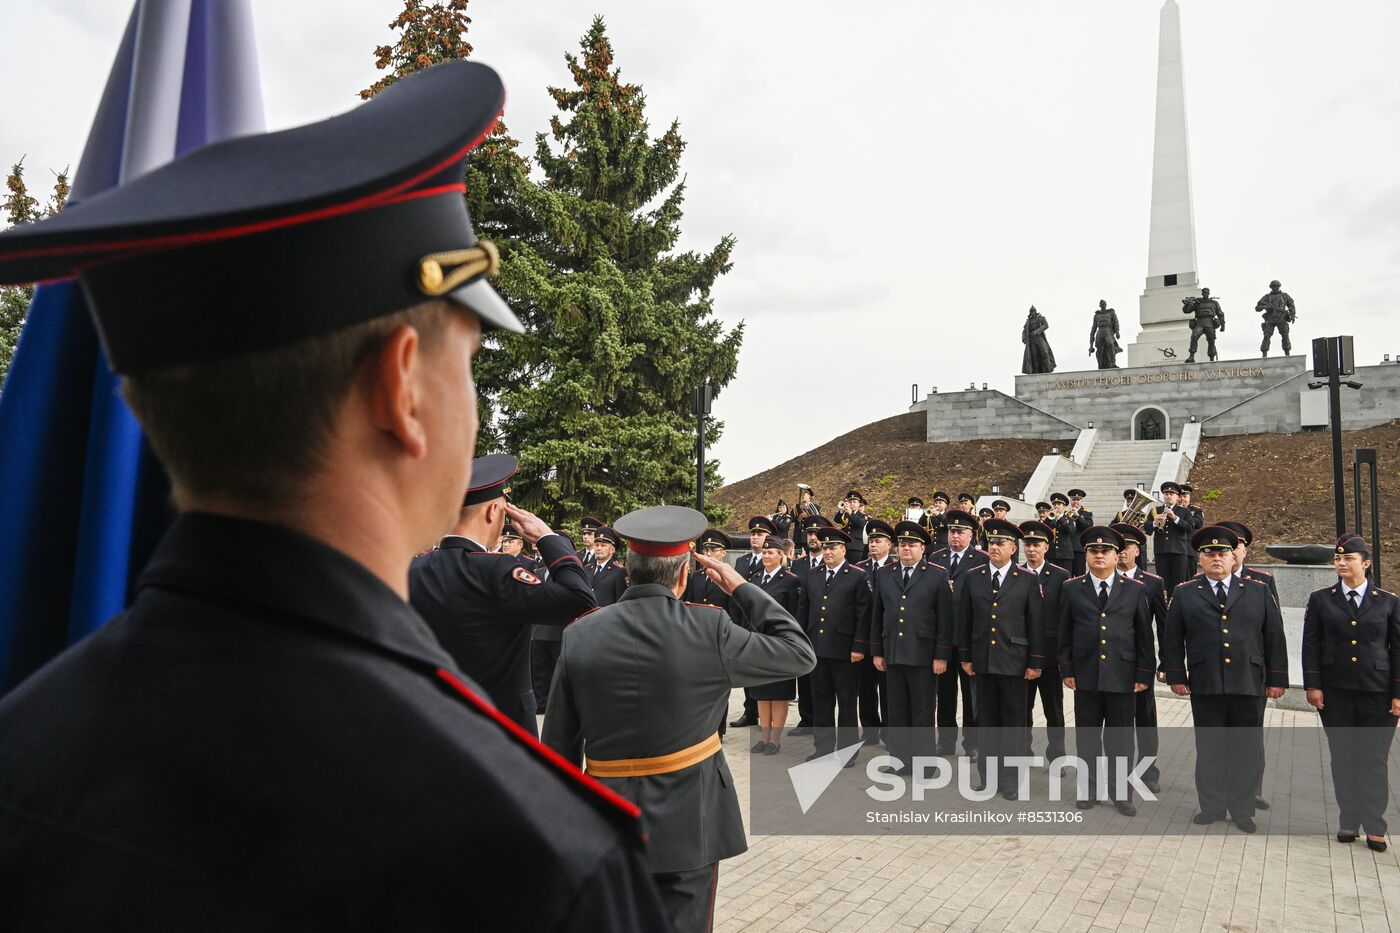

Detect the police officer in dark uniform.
xmin=796 ymin=525 xmax=871 ymax=761
xmin=840 ymin=490 xmax=870 ymax=562
xmin=1147 ymin=482 xmax=1192 ymax=598
xmin=976 ymin=507 xmax=995 ymax=551
xmin=1057 ymin=527 xmax=1154 ymax=814
xmin=1113 ymin=522 xmax=1169 ymax=794
xmin=1215 ymin=520 xmax=1278 ymax=603
xmin=1067 ymin=489 xmax=1093 ymax=576
xmin=857 ymin=519 xmax=896 ymax=745
xmin=1303 ymin=535 xmax=1400 ymax=850
xmin=410 ymin=454 xmax=596 ymax=735
xmin=870 ymin=521 xmax=954 ymax=774
xmin=577 ymin=515 xmax=603 ymax=567
xmin=930 ymin=509 xmax=988 ymax=756
xmin=1049 ymin=492 xmax=1076 ymax=568
xmin=1021 ymin=519 xmax=1072 ymax=763
xmin=956 ymin=519 xmax=1044 ymax=797
xmin=0 ymin=61 xmax=667 ymax=928
xmin=686 ymin=529 xmax=733 ymax=611
xmin=926 ymin=491 xmax=952 ymax=549
xmin=590 ymin=526 xmax=629 ymax=606
xmin=737 ymin=515 xmax=777 ymax=579
xmin=786 ymin=515 xmax=832 ymax=735
xmin=543 ymin=506 xmax=816 ymax=933
xmin=1179 ymin=484 xmax=1205 ymax=535
xmin=748 ymin=534 xmax=804 ymax=752
xmin=1162 ymin=526 xmax=1288 ymax=832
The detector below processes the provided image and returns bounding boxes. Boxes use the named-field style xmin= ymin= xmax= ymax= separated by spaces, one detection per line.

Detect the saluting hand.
xmin=694 ymin=551 xmax=748 ymax=595
xmin=503 ymin=503 xmax=553 ymax=545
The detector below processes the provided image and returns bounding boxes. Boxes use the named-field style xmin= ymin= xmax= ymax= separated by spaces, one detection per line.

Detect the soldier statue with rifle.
xmin=1183 ymin=287 xmax=1225 ymax=363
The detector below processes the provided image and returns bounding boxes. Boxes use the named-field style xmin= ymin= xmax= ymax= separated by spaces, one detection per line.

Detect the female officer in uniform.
xmin=1303 ymin=534 xmax=1400 ymax=851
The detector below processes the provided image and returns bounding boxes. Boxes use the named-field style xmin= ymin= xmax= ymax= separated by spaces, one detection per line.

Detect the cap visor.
xmin=449 ymin=276 xmax=524 ymax=334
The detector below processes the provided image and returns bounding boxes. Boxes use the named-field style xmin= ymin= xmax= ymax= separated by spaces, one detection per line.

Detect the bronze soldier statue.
xmin=1021 ymin=305 xmax=1056 ymax=374
xmin=1183 ymin=287 xmax=1225 ymax=363
xmin=1088 ymin=299 xmax=1121 ymax=369
xmin=1255 ymin=279 xmax=1296 ymax=357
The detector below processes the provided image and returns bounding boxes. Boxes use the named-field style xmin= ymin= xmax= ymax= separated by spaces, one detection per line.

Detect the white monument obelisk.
xmin=1127 ymin=0 xmax=1199 ymax=367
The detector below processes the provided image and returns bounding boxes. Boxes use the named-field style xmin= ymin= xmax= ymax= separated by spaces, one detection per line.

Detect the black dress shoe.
xmin=1232 ymin=815 xmax=1257 ymax=834
xmin=1367 ymin=836 xmax=1388 ymax=852
xmin=751 ymin=739 xmax=768 ymax=753
xmin=1001 ymin=790 xmax=1018 ymax=801
xmin=1337 ymin=830 xmax=1358 ymax=843
xmin=1143 ymin=778 xmax=1161 ymax=795
xmin=730 ymin=714 xmax=758 ymax=728
xmin=787 ymin=725 xmax=812 ymax=736
xmin=1193 ymin=812 xmax=1224 ymax=825
xmin=805 ymin=751 xmax=828 ymax=762
xmin=863 ymin=735 xmax=883 ymax=747
xmin=1255 ymin=796 xmax=1271 ymax=811
xmin=1076 ymin=799 xmax=1095 ymax=810
xmin=762 ymin=743 xmax=780 ymax=756
xmin=1115 ymin=802 xmax=1137 ymax=817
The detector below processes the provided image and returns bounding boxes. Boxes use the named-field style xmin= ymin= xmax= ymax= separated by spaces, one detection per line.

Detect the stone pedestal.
xmin=1127 ymin=275 xmax=1199 ymax=366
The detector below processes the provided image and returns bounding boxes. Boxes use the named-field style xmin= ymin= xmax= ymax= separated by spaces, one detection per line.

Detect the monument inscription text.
xmin=1046 ymin=366 xmax=1267 ymax=392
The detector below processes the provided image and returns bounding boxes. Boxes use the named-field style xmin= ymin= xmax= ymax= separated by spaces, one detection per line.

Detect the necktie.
xmin=1349 ymin=590 xmax=1361 ymax=614
xmin=991 ymin=570 xmax=1001 ymax=591
xmin=1216 ymin=582 xmax=1227 ymax=606
xmin=950 ymin=553 xmax=960 ymax=575
xmin=826 ymin=569 xmax=835 ymax=583
xmin=903 ymin=566 xmax=912 ymax=586
xmin=1098 ymin=580 xmax=1109 ymax=609
xmin=760 ymin=573 xmax=770 ymax=586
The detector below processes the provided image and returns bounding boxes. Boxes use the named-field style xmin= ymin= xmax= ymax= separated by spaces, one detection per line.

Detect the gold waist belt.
xmin=585 ymin=733 xmax=723 ymax=778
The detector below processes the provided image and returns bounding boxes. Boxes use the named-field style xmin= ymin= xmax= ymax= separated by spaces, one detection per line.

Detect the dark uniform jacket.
xmin=1241 ymin=566 xmax=1278 ymax=604
xmin=1302 ymin=582 xmax=1400 ymax=698
xmin=869 ymin=559 xmax=954 ymax=668
xmin=956 ymin=563 xmax=1045 ymax=675
xmin=735 ymin=551 xmax=764 ymax=580
xmin=410 ymin=533 xmax=595 ymax=733
xmin=1049 ymin=515 xmax=1075 ymax=564
xmin=920 ymin=512 xmax=949 ymax=550
xmin=683 ymin=566 xmax=731 ymax=613
xmin=1024 ymin=561 xmax=1072 ymax=663
xmin=1161 ymin=575 xmax=1288 ymax=695
xmin=1070 ymin=509 xmax=1094 ymax=555
xmin=751 ymin=567 xmax=801 ymax=618
xmin=542 ymin=582 xmax=815 ymax=874
xmin=0 ymin=514 xmax=666 ymax=931
xmin=1148 ymin=504 xmax=1193 ymax=556
xmin=1057 ymin=573 xmax=1155 ymax=693
xmin=590 ymin=557 xmax=628 ymax=606
xmin=929 ymin=546 xmax=989 ymax=596
xmin=796 ymin=561 xmax=872 ymax=659
xmin=1123 ymin=566 xmax=1169 ymax=669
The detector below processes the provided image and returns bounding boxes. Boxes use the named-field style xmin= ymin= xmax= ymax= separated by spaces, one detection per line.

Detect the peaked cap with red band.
xmin=0 ymin=60 xmax=521 ymax=374
xmin=613 ymin=505 xmax=708 ymax=558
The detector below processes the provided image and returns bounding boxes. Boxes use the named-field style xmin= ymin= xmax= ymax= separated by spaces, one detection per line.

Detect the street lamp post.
xmin=690 ymin=384 xmax=713 ymax=513
xmin=1309 ymin=336 xmax=1361 ymax=537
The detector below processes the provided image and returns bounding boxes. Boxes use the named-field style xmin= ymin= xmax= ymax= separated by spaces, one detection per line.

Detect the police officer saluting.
xmin=0 ymin=61 xmax=666 ymax=928
xmin=410 ymin=454 xmax=596 ymax=734
xmin=957 ymin=518 xmax=1044 ymax=797
xmin=870 ymin=521 xmax=954 ymax=774
xmin=1162 ymin=526 xmax=1287 ymax=832
xmin=1303 ymin=535 xmax=1400 ymax=851
xmin=1057 ymin=527 xmax=1154 ymax=814
xmin=543 ymin=506 xmax=815 ymax=933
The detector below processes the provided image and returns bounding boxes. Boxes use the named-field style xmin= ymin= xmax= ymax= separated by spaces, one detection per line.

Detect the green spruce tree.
xmin=1 ymin=160 xmax=69 ymax=388
xmin=363 ymin=7 xmax=742 ymax=526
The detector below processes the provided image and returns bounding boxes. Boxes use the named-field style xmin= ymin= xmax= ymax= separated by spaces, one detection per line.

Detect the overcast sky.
xmin=5 ymin=1 xmax=1398 ymax=484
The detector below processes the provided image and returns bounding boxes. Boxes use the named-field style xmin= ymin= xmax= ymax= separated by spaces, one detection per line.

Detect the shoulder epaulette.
xmin=1249 ymin=568 xmax=1274 ymax=576
xmin=569 ymin=606 xmax=604 ymax=625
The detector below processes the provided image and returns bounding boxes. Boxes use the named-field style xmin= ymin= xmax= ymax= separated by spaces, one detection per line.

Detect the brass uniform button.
xmin=991 ymin=639 xmax=997 ymax=645
xmin=1222 ymin=628 xmax=1229 ymax=634
xmin=1223 ymin=643 xmax=1230 ymax=648
xmin=991 ymin=614 xmax=997 ymax=620
xmin=1101 ymin=639 xmax=1107 ymax=645
xmin=1221 ymin=615 xmax=1228 ymax=621
xmin=899 ymin=632 xmax=904 ymax=637
xmin=1101 ymin=625 xmax=1107 ymax=631
xmin=1100 ymin=654 xmax=1107 ymax=660
xmin=1225 ymin=658 xmax=1232 ymax=664
xmin=1352 ymin=620 xmax=1358 ymax=627
xmin=1352 ymin=640 xmax=1358 ymax=646
xmin=1353 ymin=657 xmax=1358 ymax=663
xmin=1100 ymin=613 xmax=1106 ymax=619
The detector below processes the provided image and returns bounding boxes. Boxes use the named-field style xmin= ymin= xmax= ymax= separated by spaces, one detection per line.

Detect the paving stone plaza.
xmin=712 ymin=688 xmax=1400 ymax=932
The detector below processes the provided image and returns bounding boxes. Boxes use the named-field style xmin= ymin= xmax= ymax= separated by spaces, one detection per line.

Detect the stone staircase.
xmin=1049 ymin=439 xmax=1174 ymax=520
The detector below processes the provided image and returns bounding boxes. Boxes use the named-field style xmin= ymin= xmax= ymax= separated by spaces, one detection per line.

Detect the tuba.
xmin=796 ymin=483 xmax=820 ymax=516
xmin=1121 ymin=490 xmax=1161 ymax=528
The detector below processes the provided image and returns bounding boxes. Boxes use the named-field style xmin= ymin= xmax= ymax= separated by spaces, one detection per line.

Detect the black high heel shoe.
xmin=1337 ymin=830 xmax=1358 ymax=843
xmin=1366 ymin=836 xmax=1388 ymax=852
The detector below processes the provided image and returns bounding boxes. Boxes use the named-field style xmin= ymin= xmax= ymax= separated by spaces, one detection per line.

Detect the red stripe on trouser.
xmin=706 ymin=863 xmax=719 ymax=932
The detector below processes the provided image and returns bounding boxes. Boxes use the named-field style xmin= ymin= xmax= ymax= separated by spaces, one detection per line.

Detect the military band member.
xmin=795 ymin=525 xmax=871 ymax=761
xmin=1113 ymin=489 xmax=1148 ymax=571
xmin=787 ymin=515 xmax=833 ymax=735
xmin=0 ymin=60 xmax=666 ymax=927
xmin=796 ymin=483 xmax=821 ymax=520
xmin=590 ymin=526 xmax=629 ymax=606
xmin=737 ymin=515 xmax=778 ymax=579
xmin=1147 ymin=482 xmax=1192 ymax=597
xmin=927 ymin=491 xmax=952 ymax=549
xmin=1112 ymin=523 xmax=1169 ymax=793
xmin=577 ymin=515 xmax=603 ymax=567
xmin=1162 ymin=526 xmax=1288 ymax=833
xmin=838 ymin=490 xmax=870 ymax=562
xmin=771 ymin=499 xmax=795 ymax=541
xmin=858 ymin=519 xmax=897 ymax=744
xmin=1067 ymin=489 xmax=1093 ymax=576
xmin=410 ymin=454 xmax=597 ymax=735
xmin=957 ymin=519 xmax=1044 ymax=797
xmin=1303 ymin=535 xmax=1400 ymax=851
xmin=1021 ymin=520 xmax=1072 ymax=763
xmin=870 ymin=521 xmax=953 ymax=774
xmin=957 ymin=492 xmax=976 ymax=514
xmin=1180 ymin=484 xmax=1205 ymax=534
xmin=976 ymin=507 xmax=995 ymax=551
xmin=1058 ymin=527 xmax=1154 ymax=814
xmin=930 ymin=509 xmax=988 ymax=756
xmin=542 ymin=506 xmax=816 ymax=933
xmin=748 ymin=535 xmax=803 ymax=754
xmin=1049 ymin=493 xmax=1076 ymax=568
